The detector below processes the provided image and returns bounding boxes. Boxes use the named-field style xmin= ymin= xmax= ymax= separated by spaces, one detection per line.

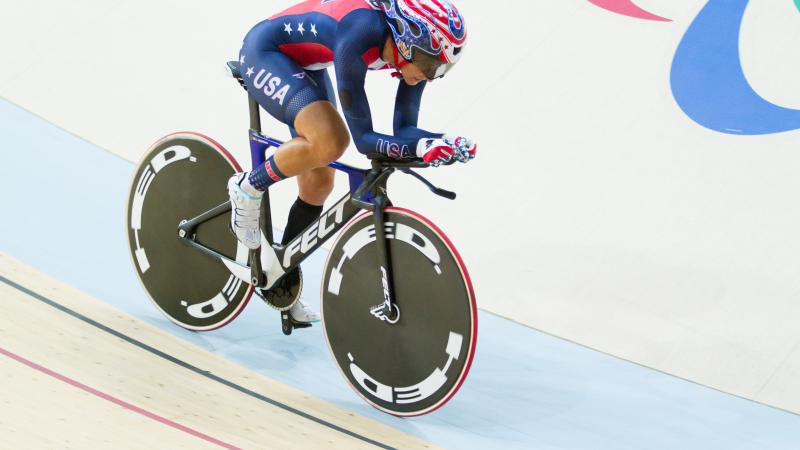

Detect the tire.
xmin=321 ymin=207 xmax=477 ymax=416
xmin=126 ymin=132 xmax=253 ymax=331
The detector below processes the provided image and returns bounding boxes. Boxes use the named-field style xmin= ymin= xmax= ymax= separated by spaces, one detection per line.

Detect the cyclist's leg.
xmin=273 ymin=101 xmax=348 ymax=175
xmin=292 ymin=69 xmax=338 ymax=207
xmin=236 ymin=48 xmax=345 ymax=320
xmin=274 ymin=70 xmax=339 ymax=323
xmin=239 ymin=47 xmax=348 ymax=187
xmin=232 ymin=47 xmax=347 ymax=247
xmin=277 ymin=68 xmax=339 ymax=247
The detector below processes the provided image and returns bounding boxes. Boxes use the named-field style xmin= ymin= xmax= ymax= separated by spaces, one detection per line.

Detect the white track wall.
xmin=3 ymin=0 xmax=800 ymax=412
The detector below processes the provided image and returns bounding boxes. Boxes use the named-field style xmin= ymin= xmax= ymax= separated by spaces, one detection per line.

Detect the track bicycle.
xmin=125 ymin=61 xmax=477 ymax=416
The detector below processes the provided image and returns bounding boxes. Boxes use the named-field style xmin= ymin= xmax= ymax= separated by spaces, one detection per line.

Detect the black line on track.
xmin=0 ymin=275 xmax=396 ymax=450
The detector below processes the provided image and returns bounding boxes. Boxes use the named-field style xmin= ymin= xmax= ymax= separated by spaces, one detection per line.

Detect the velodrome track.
xmin=4 ymin=0 xmax=800 ymax=447
xmin=2 ymin=99 xmax=800 ymax=449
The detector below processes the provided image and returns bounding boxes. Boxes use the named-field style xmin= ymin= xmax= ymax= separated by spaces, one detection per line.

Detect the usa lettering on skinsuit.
xmin=376 ymin=138 xmax=409 ymax=158
xmin=253 ymin=69 xmax=291 ymax=105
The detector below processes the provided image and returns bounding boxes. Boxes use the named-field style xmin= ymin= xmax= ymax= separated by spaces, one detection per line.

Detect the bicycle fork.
xmin=369 ymin=193 xmax=401 ymax=324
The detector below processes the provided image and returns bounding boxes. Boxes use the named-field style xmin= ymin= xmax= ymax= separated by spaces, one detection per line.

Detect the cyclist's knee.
xmin=312 ymin=122 xmax=349 ymax=163
xmin=295 ymin=102 xmax=350 ymax=164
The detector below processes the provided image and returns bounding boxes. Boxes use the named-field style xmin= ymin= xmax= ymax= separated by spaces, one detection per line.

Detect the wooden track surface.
xmin=0 ymin=253 xmax=437 ymax=450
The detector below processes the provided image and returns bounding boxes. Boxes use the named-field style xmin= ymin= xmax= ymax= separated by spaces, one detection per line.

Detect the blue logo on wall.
xmin=670 ymin=0 xmax=800 ymax=135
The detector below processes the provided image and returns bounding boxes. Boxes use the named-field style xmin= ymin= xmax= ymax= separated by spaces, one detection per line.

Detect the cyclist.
xmin=228 ymin=0 xmax=477 ymax=325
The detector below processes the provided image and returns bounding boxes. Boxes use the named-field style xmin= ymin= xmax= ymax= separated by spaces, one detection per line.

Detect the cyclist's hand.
xmin=443 ymin=135 xmax=477 ymax=163
xmin=416 ymin=137 xmax=455 ymax=167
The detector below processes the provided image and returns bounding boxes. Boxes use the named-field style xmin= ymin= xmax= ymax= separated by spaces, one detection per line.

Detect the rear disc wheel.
xmin=126 ymin=132 xmax=253 ymax=331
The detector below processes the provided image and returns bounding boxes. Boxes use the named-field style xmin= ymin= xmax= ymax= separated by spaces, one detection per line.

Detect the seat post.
xmin=248 ymin=94 xmax=261 ymax=133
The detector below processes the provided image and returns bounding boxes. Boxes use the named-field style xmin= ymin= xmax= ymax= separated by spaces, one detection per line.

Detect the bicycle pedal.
xmin=280 ymin=311 xmax=313 ymax=336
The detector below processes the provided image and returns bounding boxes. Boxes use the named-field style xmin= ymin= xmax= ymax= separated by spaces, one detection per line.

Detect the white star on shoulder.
xmin=310 ymin=23 xmax=318 ymax=37
xmin=245 ymin=67 xmax=254 ymax=77
xmin=284 ymin=23 xmax=293 ymax=34
xmin=239 ymin=55 xmax=245 ymax=64
xmin=297 ymin=22 xmax=305 ymax=35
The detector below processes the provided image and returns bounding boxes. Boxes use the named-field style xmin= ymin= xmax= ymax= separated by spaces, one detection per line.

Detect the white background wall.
xmin=3 ymin=0 xmax=800 ymax=412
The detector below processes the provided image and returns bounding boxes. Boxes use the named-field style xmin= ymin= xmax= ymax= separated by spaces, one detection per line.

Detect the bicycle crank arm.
xmin=249 ymin=248 xmax=266 ymax=287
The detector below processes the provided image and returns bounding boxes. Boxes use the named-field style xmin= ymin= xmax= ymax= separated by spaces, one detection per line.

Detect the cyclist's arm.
xmin=334 ymin=14 xmax=420 ymax=158
xmin=335 ymin=62 xmax=419 ymax=157
xmin=393 ymin=80 xmax=443 ymax=141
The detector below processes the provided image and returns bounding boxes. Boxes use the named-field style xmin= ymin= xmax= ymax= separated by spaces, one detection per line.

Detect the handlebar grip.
xmin=434 ymin=188 xmax=457 ymax=200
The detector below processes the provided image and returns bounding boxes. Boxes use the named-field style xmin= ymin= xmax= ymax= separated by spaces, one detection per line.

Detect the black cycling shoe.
xmin=258 ymin=267 xmax=302 ymax=311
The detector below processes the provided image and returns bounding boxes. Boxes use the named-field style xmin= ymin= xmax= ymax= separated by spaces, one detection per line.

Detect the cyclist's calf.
xmin=298 ymin=167 xmax=336 ymax=205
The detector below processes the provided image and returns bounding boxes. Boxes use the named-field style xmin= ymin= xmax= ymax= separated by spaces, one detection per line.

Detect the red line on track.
xmin=0 ymin=346 xmax=242 ymax=450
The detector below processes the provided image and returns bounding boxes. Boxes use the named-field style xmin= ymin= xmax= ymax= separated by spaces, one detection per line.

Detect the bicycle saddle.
xmin=226 ymin=61 xmax=246 ymax=90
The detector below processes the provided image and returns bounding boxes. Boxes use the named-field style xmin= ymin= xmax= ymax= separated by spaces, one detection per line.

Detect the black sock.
xmin=281 ymin=197 xmax=324 ymax=245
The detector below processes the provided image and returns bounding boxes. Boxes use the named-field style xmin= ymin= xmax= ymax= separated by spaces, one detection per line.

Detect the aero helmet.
xmin=370 ymin=0 xmax=467 ymax=78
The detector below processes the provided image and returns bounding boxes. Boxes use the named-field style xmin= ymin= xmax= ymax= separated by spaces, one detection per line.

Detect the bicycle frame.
xmin=178 ymin=100 xmax=364 ymax=289
xmin=176 ymin=173 xmax=366 ymax=287
xmin=177 ymin=87 xmax=453 ymax=321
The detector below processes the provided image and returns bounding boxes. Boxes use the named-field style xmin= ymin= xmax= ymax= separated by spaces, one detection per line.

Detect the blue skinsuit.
xmin=239 ymin=0 xmax=442 ymax=158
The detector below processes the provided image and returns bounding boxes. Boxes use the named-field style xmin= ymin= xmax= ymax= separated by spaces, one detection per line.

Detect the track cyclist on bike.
xmin=228 ymin=0 xmax=477 ymax=325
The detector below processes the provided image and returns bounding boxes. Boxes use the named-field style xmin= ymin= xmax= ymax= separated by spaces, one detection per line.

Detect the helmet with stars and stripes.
xmin=369 ymin=0 xmax=467 ymax=79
